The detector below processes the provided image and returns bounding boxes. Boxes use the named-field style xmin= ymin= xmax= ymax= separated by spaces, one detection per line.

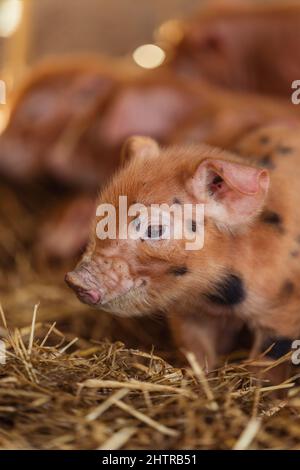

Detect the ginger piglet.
xmin=65 ymin=128 xmax=300 ymax=370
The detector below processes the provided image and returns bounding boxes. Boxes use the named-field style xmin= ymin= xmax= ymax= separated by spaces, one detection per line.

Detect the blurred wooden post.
xmin=3 ymin=0 xmax=33 ymax=89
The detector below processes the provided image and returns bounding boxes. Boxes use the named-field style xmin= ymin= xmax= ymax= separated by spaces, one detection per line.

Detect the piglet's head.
xmin=66 ymin=136 xmax=269 ymax=316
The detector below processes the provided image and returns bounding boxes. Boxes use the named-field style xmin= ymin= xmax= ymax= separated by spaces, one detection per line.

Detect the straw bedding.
xmin=0 ymin=182 xmax=299 ymax=450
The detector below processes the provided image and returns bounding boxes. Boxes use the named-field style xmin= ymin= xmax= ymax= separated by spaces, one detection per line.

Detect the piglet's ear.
xmin=188 ymin=158 xmax=269 ymax=230
xmin=121 ymin=135 xmax=159 ymax=166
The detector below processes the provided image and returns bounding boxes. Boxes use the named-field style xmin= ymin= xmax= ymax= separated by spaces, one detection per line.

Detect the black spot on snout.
xmin=259 ymin=155 xmax=275 ymax=169
xmin=169 ymin=266 xmax=188 ymax=276
xmin=205 ymin=273 xmax=246 ymax=306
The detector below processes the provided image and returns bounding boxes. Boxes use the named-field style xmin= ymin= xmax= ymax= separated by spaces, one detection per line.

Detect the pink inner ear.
xmin=208 ymin=160 xmax=269 ymax=196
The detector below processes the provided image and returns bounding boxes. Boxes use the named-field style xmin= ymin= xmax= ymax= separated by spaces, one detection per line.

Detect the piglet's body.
xmin=66 ymin=125 xmax=300 ymax=369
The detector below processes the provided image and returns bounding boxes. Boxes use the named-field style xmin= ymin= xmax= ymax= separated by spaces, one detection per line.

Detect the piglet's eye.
xmin=146 ymin=224 xmax=165 ymax=240
xmin=132 ymin=217 xmax=141 ymax=231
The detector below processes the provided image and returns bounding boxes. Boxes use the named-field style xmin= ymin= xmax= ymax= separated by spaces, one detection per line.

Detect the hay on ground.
xmin=0 ymin=183 xmax=299 ymax=450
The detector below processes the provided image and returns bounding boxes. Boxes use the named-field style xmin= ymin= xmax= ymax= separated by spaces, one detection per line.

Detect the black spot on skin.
xmin=296 ymin=235 xmax=300 ymax=244
xmin=173 ymin=197 xmax=181 ymax=205
xmin=259 ymin=155 xmax=275 ymax=169
xmin=277 ymin=145 xmax=293 ymax=155
xmin=259 ymin=135 xmax=270 ymax=145
xmin=261 ymin=210 xmax=285 ymax=233
xmin=261 ymin=210 xmax=282 ymax=225
xmin=290 ymin=250 xmax=299 ymax=258
xmin=205 ymin=273 xmax=246 ymax=306
xmin=281 ymin=280 xmax=294 ymax=298
xmin=169 ymin=266 xmax=188 ymax=276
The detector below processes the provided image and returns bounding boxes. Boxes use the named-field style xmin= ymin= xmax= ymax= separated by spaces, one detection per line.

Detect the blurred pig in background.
xmin=1 ymin=76 xmax=300 ymax=260
xmin=1 ymin=0 xmax=300 ymax=271
xmin=164 ymin=0 xmax=300 ymax=97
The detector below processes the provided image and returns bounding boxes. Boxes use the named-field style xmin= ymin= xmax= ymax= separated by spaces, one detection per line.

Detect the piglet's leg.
xmin=168 ymin=313 xmax=243 ymax=372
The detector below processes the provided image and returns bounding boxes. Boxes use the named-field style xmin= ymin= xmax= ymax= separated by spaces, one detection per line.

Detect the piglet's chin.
xmin=98 ymin=286 xmax=151 ymax=317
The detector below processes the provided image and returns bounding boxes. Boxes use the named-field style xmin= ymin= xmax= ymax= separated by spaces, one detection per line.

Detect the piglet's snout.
xmin=65 ymin=269 xmax=102 ymax=306
xmin=65 ymin=257 xmax=136 ymax=306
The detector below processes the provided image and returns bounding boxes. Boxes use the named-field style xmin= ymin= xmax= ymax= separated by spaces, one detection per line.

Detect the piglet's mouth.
xmin=65 ymin=268 xmax=147 ymax=315
xmin=65 ymin=253 xmax=148 ymax=311
xmin=73 ymin=286 xmax=102 ymax=306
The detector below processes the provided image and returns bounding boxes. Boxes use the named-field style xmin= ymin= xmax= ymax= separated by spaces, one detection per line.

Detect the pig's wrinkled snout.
xmin=65 ymin=270 xmax=102 ymax=306
xmin=65 ymin=257 xmax=138 ymax=309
